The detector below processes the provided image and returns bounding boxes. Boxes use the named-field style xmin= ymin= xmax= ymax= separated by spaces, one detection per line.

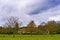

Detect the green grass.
xmin=0 ymin=34 xmax=60 ymax=40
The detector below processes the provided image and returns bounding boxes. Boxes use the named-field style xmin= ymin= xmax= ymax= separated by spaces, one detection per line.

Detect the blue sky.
xmin=0 ymin=0 xmax=60 ymax=26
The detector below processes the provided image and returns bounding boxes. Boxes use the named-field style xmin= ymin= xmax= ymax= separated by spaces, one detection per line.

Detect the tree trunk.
xmin=47 ymin=31 xmax=49 ymax=35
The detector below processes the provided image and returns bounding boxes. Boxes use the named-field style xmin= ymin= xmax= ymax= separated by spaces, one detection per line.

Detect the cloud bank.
xmin=0 ymin=0 xmax=60 ymax=26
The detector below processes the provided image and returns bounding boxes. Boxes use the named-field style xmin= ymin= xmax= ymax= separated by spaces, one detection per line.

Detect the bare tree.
xmin=4 ymin=16 xmax=21 ymax=37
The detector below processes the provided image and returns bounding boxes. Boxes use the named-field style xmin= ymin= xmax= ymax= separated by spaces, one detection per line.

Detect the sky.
xmin=0 ymin=0 xmax=60 ymax=26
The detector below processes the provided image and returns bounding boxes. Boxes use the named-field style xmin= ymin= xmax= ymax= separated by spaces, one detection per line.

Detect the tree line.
xmin=0 ymin=16 xmax=60 ymax=35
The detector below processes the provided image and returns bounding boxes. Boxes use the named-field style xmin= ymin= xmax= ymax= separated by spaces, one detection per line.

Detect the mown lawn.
xmin=0 ymin=34 xmax=60 ymax=40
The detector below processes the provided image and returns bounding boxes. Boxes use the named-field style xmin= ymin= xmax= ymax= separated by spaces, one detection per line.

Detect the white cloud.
xmin=49 ymin=15 xmax=60 ymax=21
xmin=0 ymin=0 xmax=60 ymax=26
xmin=30 ymin=5 xmax=60 ymax=24
xmin=0 ymin=0 xmax=46 ymax=26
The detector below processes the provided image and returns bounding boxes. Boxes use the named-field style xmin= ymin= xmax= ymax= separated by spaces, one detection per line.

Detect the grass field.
xmin=0 ymin=34 xmax=60 ymax=40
